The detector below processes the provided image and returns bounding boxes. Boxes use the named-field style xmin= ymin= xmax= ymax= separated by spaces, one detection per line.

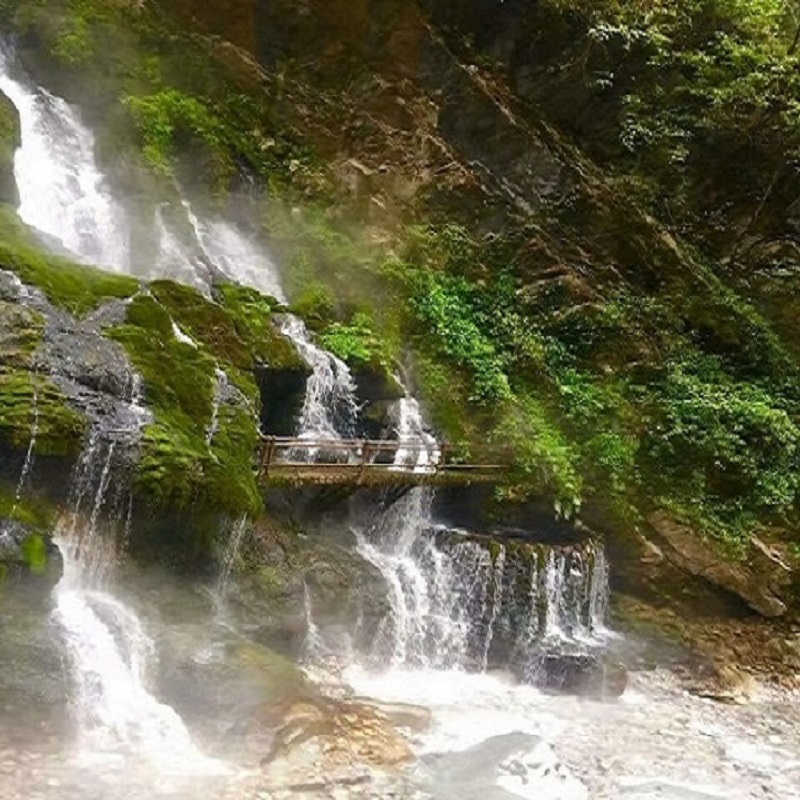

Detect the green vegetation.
xmin=0 ymin=0 xmax=797 ymax=566
xmin=108 ymin=292 xmax=263 ymax=518
xmin=381 ymin=223 xmax=800 ymax=545
xmin=318 ymin=312 xmax=394 ymax=370
xmin=0 ymin=484 xmax=57 ymax=532
xmin=0 ymin=206 xmax=139 ymax=314
xmin=214 ymin=284 xmax=303 ymax=371
xmin=0 ymin=0 xmax=329 ymax=195
xmin=0 ymin=371 xmax=86 ymax=457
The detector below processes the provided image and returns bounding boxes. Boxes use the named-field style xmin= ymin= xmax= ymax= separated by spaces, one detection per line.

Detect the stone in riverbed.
xmin=535 ymin=652 xmax=628 ymax=698
xmin=261 ymin=695 xmax=413 ymax=787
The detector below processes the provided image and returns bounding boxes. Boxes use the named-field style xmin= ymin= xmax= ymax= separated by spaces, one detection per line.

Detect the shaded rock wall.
xmin=0 ymin=90 xmax=19 ymax=206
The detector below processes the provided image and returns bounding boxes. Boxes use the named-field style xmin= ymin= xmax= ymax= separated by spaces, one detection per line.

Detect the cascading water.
xmin=205 ymin=368 xmax=229 ymax=448
xmin=279 ymin=315 xmax=359 ymax=443
xmin=353 ymin=490 xmax=609 ymax=677
xmin=391 ymin=392 xmax=440 ymax=472
xmin=0 ymin=47 xmax=129 ymax=271
xmin=339 ymin=491 xmax=615 ymax=799
xmin=182 ymin=199 xmax=287 ymax=303
xmin=153 ymin=205 xmax=212 ymax=292
xmin=302 ymin=582 xmax=325 ymax=662
xmin=355 ymin=489 xmax=478 ymax=668
xmin=0 ymin=46 xmax=363 ymax=456
xmin=47 ymin=371 xmax=218 ymax=771
xmin=215 ymin=515 xmax=249 ymax=601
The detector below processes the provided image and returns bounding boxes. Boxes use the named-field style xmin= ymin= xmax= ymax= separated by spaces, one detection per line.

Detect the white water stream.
xmin=10 ymin=377 xmax=38 ymax=517
xmin=391 ymin=392 xmax=440 ymax=472
xmin=48 ymin=388 xmax=220 ymax=771
xmin=280 ymin=314 xmax=360 ymax=442
xmin=0 ymin=47 xmax=130 ymax=271
xmin=0 ymin=45 xmax=360 ymax=445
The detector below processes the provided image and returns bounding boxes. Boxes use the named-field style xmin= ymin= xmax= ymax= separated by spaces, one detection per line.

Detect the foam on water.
xmin=343 ymin=665 xmax=588 ymax=799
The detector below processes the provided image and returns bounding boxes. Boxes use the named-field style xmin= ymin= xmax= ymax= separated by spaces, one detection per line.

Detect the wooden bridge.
xmin=257 ymin=436 xmax=509 ymax=487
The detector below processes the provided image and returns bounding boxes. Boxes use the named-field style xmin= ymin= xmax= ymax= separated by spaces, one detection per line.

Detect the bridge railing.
xmin=256 ymin=435 xmax=509 ymax=481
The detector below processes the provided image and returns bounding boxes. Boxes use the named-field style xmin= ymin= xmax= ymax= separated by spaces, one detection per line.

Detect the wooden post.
xmin=358 ymin=441 xmax=372 ymax=482
xmin=261 ymin=436 xmax=277 ymax=479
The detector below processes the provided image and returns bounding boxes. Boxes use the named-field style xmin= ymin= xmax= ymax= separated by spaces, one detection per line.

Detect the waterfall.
xmin=0 ymin=47 xmax=364 ymax=452
xmin=356 ymin=489 xmax=483 ymax=668
xmin=49 ymin=383 xmax=217 ymax=770
xmin=153 ymin=205 xmax=212 ymax=293
xmin=354 ymin=491 xmax=610 ymax=679
xmin=215 ymin=516 xmax=249 ymax=601
xmin=302 ymin=582 xmax=325 ymax=662
xmin=279 ymin=315 xmax=359 ymax=443
xmin=0 ymin=47 xmax=129 ymax=271
xmin=391 ymin=393 xmax=440 ymax=472
xmin=182 ymin=199 xmax=287 ymax=303
xmin=205 ymin=368 xmax=228 ymax=447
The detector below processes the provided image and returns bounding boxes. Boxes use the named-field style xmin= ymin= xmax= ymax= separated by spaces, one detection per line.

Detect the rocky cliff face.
xmin=0 ymin=0 xmax=797 ymax=625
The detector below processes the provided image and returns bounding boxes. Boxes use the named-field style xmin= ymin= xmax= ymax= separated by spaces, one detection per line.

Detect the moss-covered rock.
xmin=0 ymin=484 xmax=56 ymax=533
xmin=0 ymin=206 xmax=139 ymax=315
xmin=0 ymin=290 xmax=87 ymax=457
xmin=0 ymin=370 xmax=86 ymax=457
xmin=0 ymin=91 xmax=20 ymax=206
xmin=108 ymin=292 xmax=263 ymax=518
xmin=215 ymin=283 xmax=303 ymax=371
xmin=0 ymin=483 xmax=61 ymax=582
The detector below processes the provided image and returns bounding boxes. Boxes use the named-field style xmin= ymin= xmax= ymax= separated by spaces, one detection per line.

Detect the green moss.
xmin=215 ymin=283 xmax=304 ymax=371
xmin=150 ymin=281 xmax=250 ymax=367
xmin=0 ymin=484 xmax=56 ymax=531
xmin=0 ymin=369 xmax=86 ymax=456
xmin=109 ymin=292 xmax=262 ymax=518
xmin=111 ymin=295 xmax=216 ymax=422
xmin=19 ymin=533 xmax=47 ymax=572
xmin=0 ymin=302 xmax=44 ymax=367
xmin=0 ymin=92 xmax=19 ymax=176
xmin=0 ymin=207 xmax=139 ymax=314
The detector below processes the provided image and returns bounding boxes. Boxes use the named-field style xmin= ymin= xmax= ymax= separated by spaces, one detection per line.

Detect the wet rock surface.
xmin=0 ymin=268 xmax=148 ymax=450
xmin=536 ymin=652 xmax=627 ymax=698
xmin=0 ymin=517 xmax=62 ymax=579
xmin=649 ymin=511 xmax=793 ymax=617
xmin=0 ymin=89 xmax=20 ymax=206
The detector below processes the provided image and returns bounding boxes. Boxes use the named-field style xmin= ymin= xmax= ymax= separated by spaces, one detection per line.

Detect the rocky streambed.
xmin=2 ymin=542 xmax=800 ymax=800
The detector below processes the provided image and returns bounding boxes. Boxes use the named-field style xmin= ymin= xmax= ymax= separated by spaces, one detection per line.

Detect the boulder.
xmin=649 ymin=511 xmax=793 ymax=617
xmin=535 ymin=652 xmax=628 ymax=698
xmin=0 ymin=518 xmax=61 ymax=582
xmin=263 ymin=695 xmax=413 ymax=775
